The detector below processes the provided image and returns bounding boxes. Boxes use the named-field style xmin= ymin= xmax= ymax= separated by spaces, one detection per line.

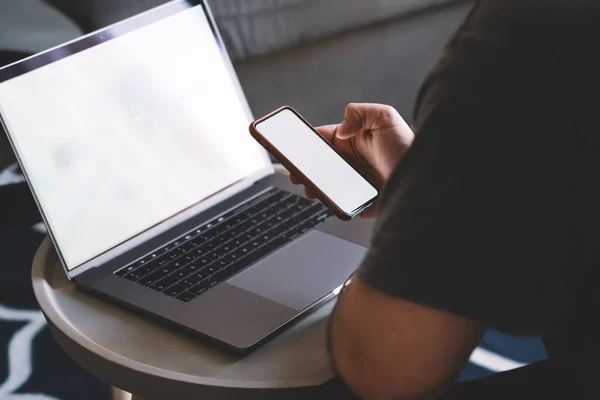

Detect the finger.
xmin=337 ymin=103 xmax=402 ymax=140
xmin=304 ymin=187 xmax=317 ymax=200
xmin=359 ymin=202 xmax=378 ymax=219
xmin=314 ymin=124 xmax=341 ymax=143
xmin=289 ymin=173 xmax=301 ymax=185
xmin=289 ymin=173 xmax=317 ymax=198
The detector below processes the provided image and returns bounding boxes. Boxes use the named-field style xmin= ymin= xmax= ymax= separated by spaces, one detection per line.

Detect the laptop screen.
xmin=0 ymin=3 xmax=268 ymax=270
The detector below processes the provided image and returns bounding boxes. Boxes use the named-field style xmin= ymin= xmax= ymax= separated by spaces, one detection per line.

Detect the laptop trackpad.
xmin=228 ymin=230 xmax=367 ymax=310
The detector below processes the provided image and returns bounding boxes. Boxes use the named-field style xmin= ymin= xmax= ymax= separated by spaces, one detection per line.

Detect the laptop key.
xmin=188 ymin=239 xmax=202 ymax=247
xmin=202 ymin=278 xmax=219 ymax=288
xmin=145 ymin=262 xmax=163 ymax=273
xmin=136 ymin=266 xmax=152 ymax=274
xmin=191 ymin=247 xmax=206 ymax=257
xmin=156 ymin=258 xmax=169 ymax=267
xmin=214 ymin=235 xmax=229 ymax=244
xmin=189 ymin=284 xmax=208 ymax=296
xmin=230 ymin=239 xmax=244 ymax=247
xmin=210 ymin=248 xmax=228 ymax=259
xmin=190 ymin=261 xmax=206 ymax=270
xmin=212 ymin=269 xmax=234 ymax=282
xmin=297 ymin=197 xmax=314 ymax=207
xmin=263 ymin=219 xmax=277 ymax=229
xmin=281 ymin=220 xmax=309 ymax=238
xmin=150 ymin=275 xmax=180 ymax=291
xmin=177 ymin=243 xmax=194 ymax=253
xmin=226 ymin=227 xmax=243 ymax=237
xmin=248 ymin=227 xmax=266 ymax=237
xmin=239 ymin=233 xmax=254 ymax=242
xmin=179 ymin=279 xmax=197 ymax=289
xmin=180 ymin=264 xmax=201 ymax=276
xmin=210 ymin=226 xmax=226 ymax=236
xmin=309 ymin=212 xmax=330 ymax=228
xmin=172 ymin=269 xmax=190 ymax=280
xmin=117 ymin=264 xmax=137 ymax=276
xmin=203 ymin=266 xmax=219 ymax=276
xmin=157 ymin=265 xmax=176 ymax=276
xmin=181 ymin=254 xmax=195 ymax=263
xmin=187 ymin=252 xmax=201 ymax=261
xmin=192 ymin=272 xmax=208 ymax=282
xmin=265 ymin=191 xmax=288 ymax=205
xmin=125 ymin=266 xmax=150 ymax=281
xmin=224 ymin=252 xmax=241 ymax=263
xmin=173 ymin=247 xmax=186 ymax=256
xmin=138 ymin=272 xmax=165 ymax=287
xmin=176 ymin=291 xmax=197 ymax=302
xmin=220 ymin=244 xmax=233 ymax=253
xmin=238 ymin=247 xmax=252 ymax=256
xmin=124 ymin=271 xmax=142 ymax=281
xmin=195 ymin=257 xmax=215 ymax=267
xmin=236 ymin=221 xmax=254 ymax=232
xmin=164 ymin=285 xmax=186 ymax=297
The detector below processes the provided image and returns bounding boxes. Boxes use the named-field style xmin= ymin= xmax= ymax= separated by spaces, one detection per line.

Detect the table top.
xmin=32 ymin=237 xmax=338 ymax=399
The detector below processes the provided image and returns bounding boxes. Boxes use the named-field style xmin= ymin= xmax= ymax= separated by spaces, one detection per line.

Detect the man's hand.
xmin=289 ymin=103 xmax=414 ymax=218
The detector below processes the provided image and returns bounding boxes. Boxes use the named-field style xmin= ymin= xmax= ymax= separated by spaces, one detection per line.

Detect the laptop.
xmin=0 ymin=0 xmax=371 ymax=352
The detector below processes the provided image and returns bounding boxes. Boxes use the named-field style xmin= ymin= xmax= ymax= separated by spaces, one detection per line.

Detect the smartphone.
xmin=249 ymin=106 xmax=378 ymax=220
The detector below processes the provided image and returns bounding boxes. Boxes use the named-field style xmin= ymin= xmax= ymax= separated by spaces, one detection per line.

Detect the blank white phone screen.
xmin=256 ymin=109 xmax=378 ymax=215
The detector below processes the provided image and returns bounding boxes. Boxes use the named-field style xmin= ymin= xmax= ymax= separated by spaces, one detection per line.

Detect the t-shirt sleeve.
xmin=357 ymin=4 xmax=580 ymax=336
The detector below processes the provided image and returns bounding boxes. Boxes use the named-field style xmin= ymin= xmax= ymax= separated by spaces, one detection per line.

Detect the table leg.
xmin=112 ymin=387 xmax=133 ymax=400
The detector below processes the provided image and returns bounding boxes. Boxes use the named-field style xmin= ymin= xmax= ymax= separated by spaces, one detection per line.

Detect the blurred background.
xmin=0 ymin=1 xmax=546 ymax=398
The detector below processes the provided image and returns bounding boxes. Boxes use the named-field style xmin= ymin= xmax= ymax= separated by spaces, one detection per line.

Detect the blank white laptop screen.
xmin=0 ymin=6 xmax=267 ymax=270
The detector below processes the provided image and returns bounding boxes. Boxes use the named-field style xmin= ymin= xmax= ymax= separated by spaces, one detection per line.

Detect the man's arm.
xmin=329 ymin=279 xmax=483 ymax=400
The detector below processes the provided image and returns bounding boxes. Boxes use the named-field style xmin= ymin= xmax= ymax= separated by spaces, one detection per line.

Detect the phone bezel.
xmin=249 ymin=106 xmax=379 ymax=220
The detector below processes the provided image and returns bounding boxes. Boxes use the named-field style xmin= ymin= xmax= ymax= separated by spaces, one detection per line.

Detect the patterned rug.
xmin=0 ymin=163 xmax=546 ymax=399
xmin=0 ymin=228 xmax=111 ymax=399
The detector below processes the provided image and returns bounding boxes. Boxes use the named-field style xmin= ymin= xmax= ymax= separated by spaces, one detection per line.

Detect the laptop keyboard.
xmin=115 ymin=188 xmax=332 ymax=302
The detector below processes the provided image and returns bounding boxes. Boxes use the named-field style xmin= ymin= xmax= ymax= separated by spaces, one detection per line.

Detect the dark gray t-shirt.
xmin=357 ymin=0 xmax=600 ymax=393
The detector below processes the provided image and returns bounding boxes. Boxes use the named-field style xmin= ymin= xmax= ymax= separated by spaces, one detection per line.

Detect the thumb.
xmin=337 ymin=103 xmax=402 ymax=140
xmin=335 ymin=120 xmax=357 ymax=141
xmin=336 ymin=103 xmax=363 ymax=140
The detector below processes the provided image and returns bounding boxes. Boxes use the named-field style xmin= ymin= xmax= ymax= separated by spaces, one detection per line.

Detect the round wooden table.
xmin=32 ymin=237 xmax=338 ymax=400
